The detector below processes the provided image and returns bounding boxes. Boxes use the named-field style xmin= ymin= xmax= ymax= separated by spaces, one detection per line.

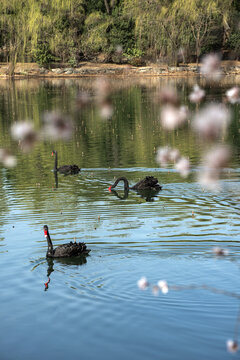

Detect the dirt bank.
xmin=0 ymin=61 xmax=240 ymax=78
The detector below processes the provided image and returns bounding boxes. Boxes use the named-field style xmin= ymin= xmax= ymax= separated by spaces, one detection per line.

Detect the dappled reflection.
xmin=110 ymin=187 xmax=160 ymax=202
xmin=44 ymin=255 xmax=89 ymax=291
xmin=136 ymin=188 xmax=161 ymax=202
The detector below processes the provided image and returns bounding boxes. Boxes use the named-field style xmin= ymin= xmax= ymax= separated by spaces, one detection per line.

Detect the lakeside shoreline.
xmin=0 ymin=61 xmax=240 ymax=79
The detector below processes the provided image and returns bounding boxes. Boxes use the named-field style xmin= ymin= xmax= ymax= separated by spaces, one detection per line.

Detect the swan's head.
xmin=43 ymin=225 xmax=49 ymax=237
xmin=108 ymin=186 xmax=112 ymax=192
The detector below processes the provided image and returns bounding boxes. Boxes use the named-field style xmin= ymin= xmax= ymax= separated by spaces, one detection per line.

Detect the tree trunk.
xmin=104 ymin=0 xmax=110 ymax=14
xmin=8 ymin=45 xmax=18 ymax=77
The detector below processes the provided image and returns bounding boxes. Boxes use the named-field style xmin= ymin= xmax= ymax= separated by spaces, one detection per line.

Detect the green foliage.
xmin=232 ymin=0 xmax=240 ymax=12
xmin=54 ymin=14 xmax=71 ymax=32
xmin=123 ymin=48 xmax=145 ymax=66
xmin=108 ymin=16 xmax=134 ymax=52
xmin=81 ymin=11 xmax=113 ymax=57
xmin=0 ymin=0 xmax=239 ymax=66
xmin=226 ymin=33 xmax=240 ymax=51
xmin=124 ymin=47 xmax=144 ymax=58
xmin=199 ymin=23 xmax=223 ymax=55
xmin=33 ymin=42 xmax=54 ymax=67
xmin=68 ymin=56 xmax=78 ymax=68
xmin=85 ymin=0 xmax=106 ymax=14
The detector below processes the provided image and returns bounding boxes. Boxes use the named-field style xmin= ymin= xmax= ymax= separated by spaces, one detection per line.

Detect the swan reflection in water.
xmin=110 ymin=188 xmax=160 ymax=202
xmin=53 ymin=170 xmax=58 ymax=189
xmin=44 ymin=255 xmax=89 ymax=291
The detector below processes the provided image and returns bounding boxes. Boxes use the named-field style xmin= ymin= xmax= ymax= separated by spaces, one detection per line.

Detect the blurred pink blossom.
xmin=189 ymin=84 xmax=205 ymax=103
xmin=43 ymin=111 xmax=73 ymax=140
xmin=152 ymin=285 xmax=159 ymax=295
xmin=198 ymin=145 xmax=231 ymax=190
xmin=203 ymin=145 xmax=231 ymax=169
xmin=157 ymin=280 xmax=169 ymax=294
xmin=156 ymin=146 xmax=171 ymax=167
xmin=177 ymin=47 xmax=186 ymax=63
xmin=0 ymin=149 xmax=17 ymax=168
xmin=137 ymin=276 xmax=149 ymax=290
xmin=94 ymin=77 xmax=111 ymax=101
xmin=76 ymin=91 xmax=91 ymax=108
xmin=11 ymin=121 xmax=38 ymax=152
xmin=99 ymin=101 xmax=114 ymax=119
xmin=155 ymin=86 xmax=179 ymax=106
xmin=175 ymin=157 xmax=191 ymax=177
xmin=94 ymin=78 xmax=114 ymax=119
xmin=115 ymin=45 xmax=123 ymax=54
xmin=160 ymin=105 xmax=188 ymax=130
xmin=212 ymin=246 xmax=229 ymax=256
xmin=169 ymin=148 xmax=181 ymax=162
xmin=226 ymin=339 xmax=238 ymax=353
xmin=198 ymin=170 xmax=220 ymax=191
xmin=192 ymin=103 xmax=231 ymax=140
xmin=201 ymin=53 xmax=222 ymax=81
xmin=226 ymin=86 xmax=240 ymax=104
xmin=156 ymin=146 xmax=181 ymax=167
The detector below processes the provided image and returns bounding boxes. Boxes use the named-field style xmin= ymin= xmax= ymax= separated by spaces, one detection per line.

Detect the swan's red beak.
xmin=51 ymin=152 xmax=54 ymax=156
xmin=44 ymin=229 xmax=48 ymax=237
xmin=108 ymin=186 xmax=112 ymax=192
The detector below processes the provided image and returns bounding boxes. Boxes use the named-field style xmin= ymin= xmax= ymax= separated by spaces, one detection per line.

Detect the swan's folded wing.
xmin=53 ymin=242 xmax=89 ymax=257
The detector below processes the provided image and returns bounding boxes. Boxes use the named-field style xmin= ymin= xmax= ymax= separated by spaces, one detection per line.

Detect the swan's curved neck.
xmin=45 ymin=230 xmax=54 ymax=256
xmin=53 ymin=151 xmax=58 ymax=171
xmin=111 ymin=177 xmax=129 ymax=190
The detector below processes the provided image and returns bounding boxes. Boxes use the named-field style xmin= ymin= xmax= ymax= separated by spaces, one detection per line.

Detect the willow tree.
xmin=0 ymin=0 xmax=86 ymax=73
xmin=216 ymin=0 xmax=234 ymax=45
xmin=0 ymin=0 xmax=31 ymax=75
xmin=160 ymin=2 xmax=191 ymax=64
xmin=122 ymin=0 xmax=188 ymax=63
xmin=172 ymin=0 xmax=219 ymax=64
xmin=122 ymin=0 xmax=166 ymax=57
xmin=27 ymin=0 xmax=85 ymax=64
xmin=47 ymin=0 xmax=85 ymax=63
xmin=81 ymin=11 xmax=113 ymax=58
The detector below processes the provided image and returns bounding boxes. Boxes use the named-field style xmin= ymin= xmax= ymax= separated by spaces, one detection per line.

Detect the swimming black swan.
xmin=108 ymin=176 xmax=162 ymax=192
xmin=52 ymin=150 xmax=80 ymax=175
xmin=43 ymin=225 xmax=90 ymax=258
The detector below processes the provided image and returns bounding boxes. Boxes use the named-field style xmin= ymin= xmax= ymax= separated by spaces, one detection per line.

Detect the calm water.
xmin=0 ymin=76 xmax=240 ymax=360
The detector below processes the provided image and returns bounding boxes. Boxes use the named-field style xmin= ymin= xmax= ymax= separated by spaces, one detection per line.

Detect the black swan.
xmin=108 ymin=176 xmax=162 ymax=192
xmin=43 ymin=225 xmax=90 ymax=258
xmin=52 ymin=150 xmax=80 ymax=175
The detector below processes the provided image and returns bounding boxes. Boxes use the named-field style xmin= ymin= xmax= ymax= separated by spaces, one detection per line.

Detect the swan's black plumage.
xmin=108 ymin=176 xmax=162 ymax=191
xmin=52 ymin=150 xmax=80 ymax=175
xmin=44 ymin=225 xmax=90 ymax=258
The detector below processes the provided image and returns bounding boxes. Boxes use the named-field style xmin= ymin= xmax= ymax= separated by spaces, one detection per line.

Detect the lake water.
xmin=0 ymin=76 xmax=240 ymax=360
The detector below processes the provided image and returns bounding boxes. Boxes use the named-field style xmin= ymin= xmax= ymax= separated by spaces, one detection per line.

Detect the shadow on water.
xmin=110 ymin=188 xmax=161 ymax=202
xmin=52 ymin=169 xmax=74 ymax=190
xmin=110 ymin=188 xmax=129 ymax=200
xmin=52 ymin=168 xmax=82 ymax=190
xmin=44 ymin=255 xmax=89 ymax=291
xmin=53 ymin=171 xmax=58 ymax=190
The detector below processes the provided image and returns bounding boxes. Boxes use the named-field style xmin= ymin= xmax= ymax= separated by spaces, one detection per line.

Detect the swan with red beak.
xmin=43 ymin=225 xmax=90 ymax=258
